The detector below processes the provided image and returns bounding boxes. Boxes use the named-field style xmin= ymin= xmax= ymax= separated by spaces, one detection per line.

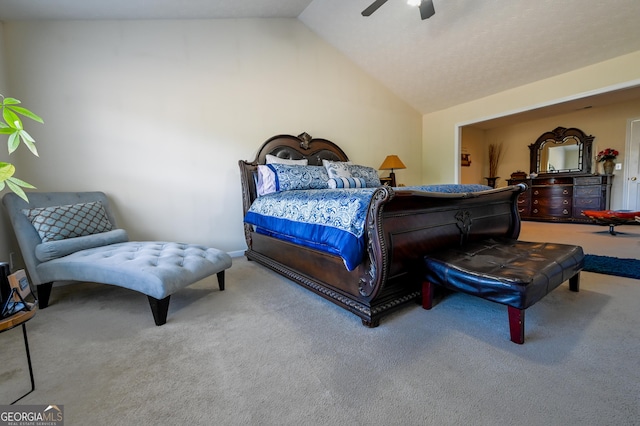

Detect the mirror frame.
xmin=529 ymin=127 xmax=594 ymax=176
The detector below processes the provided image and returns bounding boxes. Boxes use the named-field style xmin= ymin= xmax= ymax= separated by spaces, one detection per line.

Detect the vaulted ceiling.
xmin=1 ymin=0 xmax=640 ymax=116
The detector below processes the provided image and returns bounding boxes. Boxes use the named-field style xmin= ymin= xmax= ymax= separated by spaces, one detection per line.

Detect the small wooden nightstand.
xmin=380 ymin=177 xmax=394 ymax=186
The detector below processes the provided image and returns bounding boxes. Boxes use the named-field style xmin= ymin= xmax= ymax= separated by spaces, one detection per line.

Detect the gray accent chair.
xmin=3 ymin=191 xmax=232 ymax=325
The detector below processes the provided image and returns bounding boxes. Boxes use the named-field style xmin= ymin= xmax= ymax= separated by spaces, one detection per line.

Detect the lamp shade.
xmin=379 ymin=155 xmax=406 ymax=171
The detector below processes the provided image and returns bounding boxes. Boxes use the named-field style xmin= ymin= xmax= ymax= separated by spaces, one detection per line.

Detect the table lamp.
xmin=379 ymin=155 xmax=406 ymax=187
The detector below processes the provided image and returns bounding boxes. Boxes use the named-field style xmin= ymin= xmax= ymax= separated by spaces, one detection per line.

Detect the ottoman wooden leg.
xmin=422 ymin=281 xmax=434 ymax=310
xmin=569 ymin=272 xmax=580 ymax=292
xmin=508 ymin=306 xmax=525 ymax=344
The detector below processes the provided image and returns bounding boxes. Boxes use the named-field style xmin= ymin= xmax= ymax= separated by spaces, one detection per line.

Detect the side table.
xmin=0 ymin=308 xmax=36 ymax=404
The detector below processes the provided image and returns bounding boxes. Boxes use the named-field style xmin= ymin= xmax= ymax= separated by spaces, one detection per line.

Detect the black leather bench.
xmin=422 ymin=238 xmax=584 ymax=344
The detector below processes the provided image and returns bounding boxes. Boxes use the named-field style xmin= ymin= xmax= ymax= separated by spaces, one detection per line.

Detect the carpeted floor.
xmin=583 ymin=254 xmax=640 ymax=279
xmin=1 ymin=221 xmax=639 ymax=425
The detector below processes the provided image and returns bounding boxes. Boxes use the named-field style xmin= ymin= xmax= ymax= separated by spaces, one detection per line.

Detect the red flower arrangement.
xmin=596 ymin=148 xmax=619 ymax=162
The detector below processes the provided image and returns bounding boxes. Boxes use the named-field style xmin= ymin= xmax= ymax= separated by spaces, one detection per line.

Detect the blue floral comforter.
xmin=244 ymin=184 xmax=492 ymax=271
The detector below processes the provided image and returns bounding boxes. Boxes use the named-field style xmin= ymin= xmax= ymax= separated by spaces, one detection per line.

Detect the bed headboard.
xmin=239 ymin=132 xmax=350 ymax=215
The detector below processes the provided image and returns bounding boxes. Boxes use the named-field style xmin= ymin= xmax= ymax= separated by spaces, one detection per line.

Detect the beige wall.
xmin=1 ymin=19 xmax=422 ymax=261
xmin=0 ymin=23 xmax=13 ymax=263
xmin=423 ymin=51 xmax=640 ymax=192
xmin=459 ymin=126 xmax=484 ymax=185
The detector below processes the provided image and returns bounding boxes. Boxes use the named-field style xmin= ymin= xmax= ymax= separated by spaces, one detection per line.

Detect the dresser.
xmin=507 ymin=174 xmax=612 ymax=223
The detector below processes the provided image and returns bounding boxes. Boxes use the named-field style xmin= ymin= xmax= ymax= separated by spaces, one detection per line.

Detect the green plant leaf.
xmin=2 ymin=108 xmax=22 ymax=129
xmin=7 ymin=132 xmax=20 ymax=154
xmin=20 ymin=131 xmax=39 ymax=156
xmin=0 ymin=126 xmax=14 ymax=133
xmin=0 ymin=162 xmax=16 ymax=180
xmin=7 ymin=105 xmax=44 ymax=123
xmin=18 ymin=129 xmax=35 ymax=142
xmin=8 ymin=176 xmax=35 ymax=188
xmin=6 ymin=179 xmax=30 ymax=201
xmin=1 ymin=97 xmax=20 ymax=105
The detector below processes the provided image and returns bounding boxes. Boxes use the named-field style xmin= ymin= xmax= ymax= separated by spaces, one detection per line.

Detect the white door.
xmin=623 ymin=118 xmax=640 ymax=210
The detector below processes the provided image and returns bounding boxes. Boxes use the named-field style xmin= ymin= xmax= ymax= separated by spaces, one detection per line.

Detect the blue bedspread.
xmin=244 ymin=184 xmax=492 ymax=271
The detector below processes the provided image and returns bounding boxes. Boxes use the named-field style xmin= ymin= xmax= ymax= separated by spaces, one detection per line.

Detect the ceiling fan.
xmin=362 ymin=0 xmax=435 ymax=20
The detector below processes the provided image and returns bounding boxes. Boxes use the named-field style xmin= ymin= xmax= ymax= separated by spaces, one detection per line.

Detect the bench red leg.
xmin=569 ymin=272 xmax=580 ymax=292
xmin=422 ymin=281 xmax=434 ymax=310
xmin=508 ymin=306 xmax=525 ymax=344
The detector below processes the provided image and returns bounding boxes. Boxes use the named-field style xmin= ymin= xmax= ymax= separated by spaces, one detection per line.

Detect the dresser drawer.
xmin=534 ymin=177 xmax=573 ymax=185
xmin=574 ymin=186 xmax=603 ymax=197
xmin=531 ymin=186 xmax=572 ymax=197
xmin=532 ymin=197 xmax=571 ymax=208
xmin=574 ymin=197 xmax=604 ymax=209
xmin=530 ymin=205 xmax=572 ymax=217
xmin=574 ymin=176 xmax=603 ymax=185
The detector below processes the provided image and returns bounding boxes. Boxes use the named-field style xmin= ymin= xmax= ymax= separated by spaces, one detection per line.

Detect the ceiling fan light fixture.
xmin=419 ymin=0 xmax=435 ymax=19
xmin=362 ymin=0 xmax=435 ymax=19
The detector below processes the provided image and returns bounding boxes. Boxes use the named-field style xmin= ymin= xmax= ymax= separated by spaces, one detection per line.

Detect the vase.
xmin=484 ymin=177 xmax=499 ymax=188
xmin=603 ymin=159 xmax=615 ymax=175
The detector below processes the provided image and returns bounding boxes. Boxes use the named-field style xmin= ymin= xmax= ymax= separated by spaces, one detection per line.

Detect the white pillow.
xmin=266 ymin=154 xmax=308 ymax=165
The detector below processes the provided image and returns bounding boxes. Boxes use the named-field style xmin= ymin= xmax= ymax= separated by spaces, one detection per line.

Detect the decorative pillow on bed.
xmin=22 ymin=201 xmax=113 ymax=242
xmin=266 ymin=154 xmax=308 ymax=165
xmin=327 ymin=177 xmax=367 ymax=189
xmin=348 ymin=165 xmax=381 ymax=187
xmin=267 ymin=164 xmax=329 ymax=192
xmin=324 ymin=160 xmax=381 ymax=188
xmin=322 ymin=160 xmax=352 ymax=179
xmin=257 ymin=165 xmax=278 ymax=196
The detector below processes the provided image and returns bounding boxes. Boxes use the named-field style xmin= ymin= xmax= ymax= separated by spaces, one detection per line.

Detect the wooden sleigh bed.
xmin=239 ymin=133 xmax=526 ymax=327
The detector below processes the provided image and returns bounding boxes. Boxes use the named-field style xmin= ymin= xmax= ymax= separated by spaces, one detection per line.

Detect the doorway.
xmin=623 ymin=117 xmax=640 ymax=210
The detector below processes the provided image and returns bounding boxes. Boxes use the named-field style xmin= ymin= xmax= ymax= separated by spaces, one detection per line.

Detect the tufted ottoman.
xmin=422 ymin=238 xmax=583 ymax=343
xmin=35 ymin=241 xmax=232 ymax=325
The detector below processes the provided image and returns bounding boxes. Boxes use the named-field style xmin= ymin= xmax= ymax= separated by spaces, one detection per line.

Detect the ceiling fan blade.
xmin=419 ymin=0 xmax=435 ymax=20
xmin=362 ymin=0 xmax=389 ymax=17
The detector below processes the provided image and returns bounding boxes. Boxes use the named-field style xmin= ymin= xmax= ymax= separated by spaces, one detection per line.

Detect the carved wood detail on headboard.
xmin=251 ymin=132 xmax=349 ymax=166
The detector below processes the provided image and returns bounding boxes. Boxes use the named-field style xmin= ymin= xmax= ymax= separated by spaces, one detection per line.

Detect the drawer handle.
xmin=563 ymin=189 xmax=569 ymax=195
xmin=533 ymin=209 xmax=538 ymax=214
xmin=533 ymin=190 xmax=539 ymax=195
xmin=533 ymin=200 xmax=538 ymax=204
xmin=563 ymin=209 xmax=569 ymax=215
xmin=563 ymin=200 xmax=569 ymax=205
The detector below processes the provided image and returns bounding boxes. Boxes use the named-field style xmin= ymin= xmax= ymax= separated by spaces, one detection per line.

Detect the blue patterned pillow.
xmin=327 ymin=177 xmax=366 ymax=189
xmin=348 ymin=165 xmax=381 ymax=187
xmin=269 ymin=164 xmax=329 ymax=191
xmin=23 ymin=201 xmax=113 ymax=242
xmin=323 ymin=160 xmax=352 ymax=179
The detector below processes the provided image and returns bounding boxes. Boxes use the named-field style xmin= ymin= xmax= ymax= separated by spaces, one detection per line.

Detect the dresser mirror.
xmin=529 ymin=127 xmax=594 ymax=175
